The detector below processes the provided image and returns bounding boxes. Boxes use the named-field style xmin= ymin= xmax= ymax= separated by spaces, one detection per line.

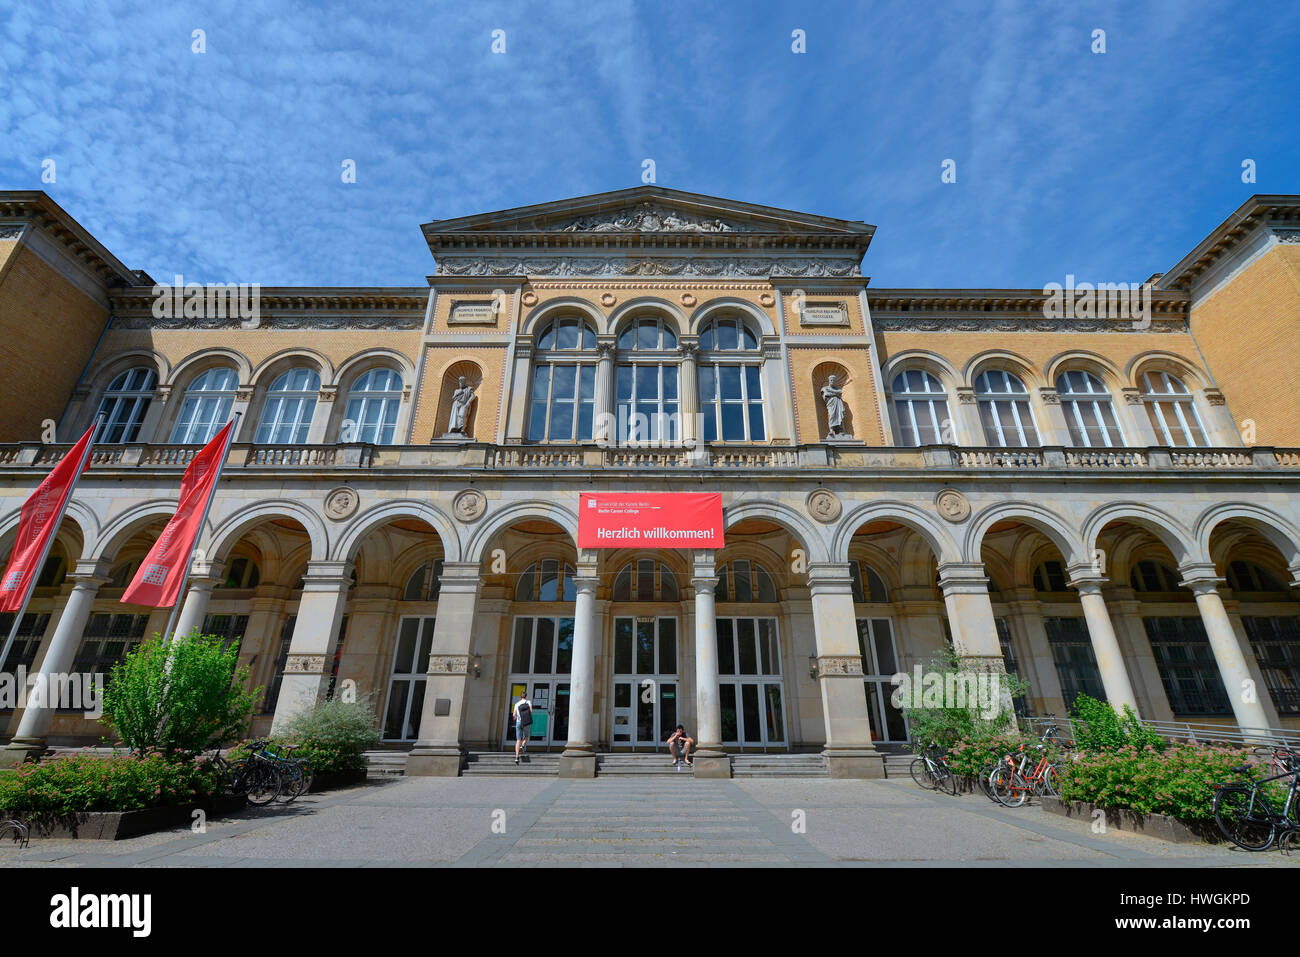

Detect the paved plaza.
xmin=1 ymin=776 xmax=1295 ymax=867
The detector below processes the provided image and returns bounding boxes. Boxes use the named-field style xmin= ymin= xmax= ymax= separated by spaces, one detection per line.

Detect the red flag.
xmin=122 ymin=421 xmax=233 ymax=608
xmin=0 ymin=423 xmax=97 ymax=612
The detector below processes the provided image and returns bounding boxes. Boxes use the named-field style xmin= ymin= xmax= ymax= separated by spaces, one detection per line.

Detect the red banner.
xmin=0 ymin=423 xmax=97 ymax=612
xmin=578 ymin=493 xmax=724 ymax=549
xmin=122 ymin=421 xmax=233 ymax=608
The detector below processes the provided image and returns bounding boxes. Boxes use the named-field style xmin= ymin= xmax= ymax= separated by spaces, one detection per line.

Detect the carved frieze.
xmin=429 ymin=655 xmax=470 ymax=674
xmin=554 ymin=203 xmax=754 ymax=233
xmin=284 ymin=654 xmax=326 ymax=675
xmin=873 ymin=316 xmax=1187 ymax=334
xmin=816 ymin=656 xmax=864 ymax=677
xmin=435 ymin=256 xmax=861 ymax=279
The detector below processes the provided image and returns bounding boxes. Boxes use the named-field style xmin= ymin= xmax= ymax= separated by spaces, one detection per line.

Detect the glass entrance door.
xmin=717 ymin=617 xmax=788 ymax=750
xmin=611 ymin=617 xmax=678 ymax=749
xmin=383 ymin=617 xmax=434 ymax=741
xmin=856 ymin=618 xmax=909 ymax=743
xmin=503 ymin=616 xmax=573 ymax=750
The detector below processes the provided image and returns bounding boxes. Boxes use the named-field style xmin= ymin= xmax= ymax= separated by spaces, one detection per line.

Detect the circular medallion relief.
xmin=324 ymin=487 xmax=359 ymax=521
xmin=805 ymin=488 xmax=842 ymax=523
xmin=453 ymin=488 xmax=487 ymax=523
xmin=521 ymin=292 xmax=538 ymax=307
xmin=600 ymin=292 xmax=616 ymax=307
xmin=934 ymin=488 xmax=971 ymax=523
xmin=680 ymin=293 xmax=697 ymax=307
xmin=759 ymin=292 xmax=775 ymax=307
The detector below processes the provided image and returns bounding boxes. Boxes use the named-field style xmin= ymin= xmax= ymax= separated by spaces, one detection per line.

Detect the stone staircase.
xmin=365 ymin=749 xmax=869 ymax=778
xmin=597 ymin=752 xmax=694 ymax=776
xmin=874 ymin=743 xmax=914 ymax=779
xmin=461 ymin=751 xmax=561 ymax=775
xmin=363 ymin=750 xmax=410 ymax=778
xmin=732 ymin=753 xmax=828 ymax=777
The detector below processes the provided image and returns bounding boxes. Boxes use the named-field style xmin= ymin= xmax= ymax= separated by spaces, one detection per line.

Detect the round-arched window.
xmin=612 ymin=560 xmax=679 ymax=601
xmin=1055 ymin=370 xmax=1124 ymax=448
xmin=170 ymin=367 xmax=238 ymax=444
xmin=255 ymin=368 xmax=320 ymax=444
xmin=515 ymin=559 xmax=576 ymax=602
xmin=95 ymin=367 xmax=157 ymax=443
xmin=343 ymin=368 xmax=403 ymax=445
xmin=530 ymin=318 xmax=598 ymax=442
xmin=891 ymin=370 xmax=950 ymax=446
xmin=975 ymin=369 xmax=1039 ymax=448
xmin=715 ymin=560 xmax=778 ymax=603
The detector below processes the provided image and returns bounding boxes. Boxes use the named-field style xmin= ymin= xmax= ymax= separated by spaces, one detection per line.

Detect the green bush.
xmin=101 ymin=630 xmax=259 ymax=760
xmin=1057 ymin=744 xmax=1268 ymax=822
xmin=901 ymin=646 xmax=1030 ymax=752
xmin=243 ymin=696 xmax=381 ymax=774
xmin=0 ymin=751 xmax=226 ymax=818
xmin=1068 ymin=694 xmax=1165 ymax=752
xmin=944 ymin=730 xmax=1051 ymax=778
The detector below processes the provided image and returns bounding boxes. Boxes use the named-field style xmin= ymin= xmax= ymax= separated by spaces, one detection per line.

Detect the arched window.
xmin=616 ymin=317 xmax=679 ymax=443
xmin=255 ymin=368 xmax=320 ymax=444
xmin=170 ymin=367 xmax=238 ymax=444
xmin=1140 ymin=371 xmax=1207 ymax=447
xmin=343 ymin=368 xmax=403 ymax=445
xmin=94 ymin=367 xmax=156 ymax=443
xmin=891 ymin=370 xmax=950 ymax=446
xmin=698 ymin=316 xmax=765 ymax=442
xmin=403 ymin=559 xmax=445 ymax=601
xmin=612 ymin=560 xmax=679 ymax=601
xmin=975 ymin=369 xmax=1039 ymax=447
xmin=1056 ymin=370 xmax=1124 ymax=448
xmin=515 ymin=559 xmax=576 ymax=602
xmin=1032 ymin=560 xmax=1069 ymax=592
xmin=1129 ymin=560 xmax=1181 ymax=592
xmin=218 ymin=556 xmax=260 ymax=589
xmin=849 ymin=560 xmax=889 ymax=603
xmin=715 ymin=560 xmax=778 ymax=603
xmin=529 ymin=318 xmax=597 ymax=442
xmin=1226 ymin=561 xmax=1285 ymax=593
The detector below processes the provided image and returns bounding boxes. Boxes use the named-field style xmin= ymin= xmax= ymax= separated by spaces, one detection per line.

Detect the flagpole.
xmin=160 ymin=412 xmax=240 ymax=646
xmin=0 ymin=412 xmax=104 ymax=674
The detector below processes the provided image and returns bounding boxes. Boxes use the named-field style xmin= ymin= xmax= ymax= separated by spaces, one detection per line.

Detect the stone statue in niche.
xmin=447 ymin=376 xmax=475 ymax=435
xmin=822 ymin=374 xmax=850 ymax=438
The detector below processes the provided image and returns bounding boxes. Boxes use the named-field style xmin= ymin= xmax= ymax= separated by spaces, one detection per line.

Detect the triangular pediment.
xmin=423 ymin=186 xmax=873 ymax=238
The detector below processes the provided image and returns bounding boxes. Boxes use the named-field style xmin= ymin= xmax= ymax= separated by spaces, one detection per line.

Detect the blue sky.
xmin=2 ymin=0 xmax=1296 ymax=289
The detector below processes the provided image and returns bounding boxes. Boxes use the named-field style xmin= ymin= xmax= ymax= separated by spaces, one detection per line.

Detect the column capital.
xmin=300 ymin=559 xmax=354 ymax=591
xmin=437 ymin=562 xmax=484 ymax=597
xmin=1065 ymin=563 xmax=1108 ymax=595
xmin=936 ymin=562 xmax=990 ymax=595
xmin=1288 ymin=560 xmax=1300 ymax=589
xmin=691 ymin=551 xmax=716 ymax=579
xmin=690 ymin=576 xmax=718 ymax=594
xmin=573 ymin=574 xmax=599 ymax=596
xmin=806 ymin=562 xmax=855 ymax=596
xmin=1177 ymin=562 xmax=1225 ymax=595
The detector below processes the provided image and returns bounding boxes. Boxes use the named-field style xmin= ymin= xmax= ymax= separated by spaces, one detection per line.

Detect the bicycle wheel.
xmin=277 ymin=763 xmax=304 ymax=803
xmin=240 ymin=761 xmax=282 ymax=807
xmin=1039 ymin=765 xmax=1061 ymax=798
xmin=910 ymin=757 xmax=938 ymax=790
xmin=935 ymin=765 xmax=958 ymax=796
xmin=978 ymin=764 xmax=999 ymax=800
xmin=992 ymin=768 xmax=1028 ymax=808
xmin=1213 ymin=786 xmax=1276 ymax=851
xmin=292 ymin=760 xmax=314 ymax=798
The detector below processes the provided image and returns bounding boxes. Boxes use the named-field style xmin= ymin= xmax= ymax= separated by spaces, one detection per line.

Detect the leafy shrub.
xmin=1068 ymin=694 xmax=1165 ymax=752
xmin=1057 ymin=744 xmax=1268 ymax=822
xmin=0 ymin=751 xmax=226 ymax=818
xmin=944 ymin=730 xmax=1053 ymax=778
xmin=101 ymin=630 xmax=259 ymax=760
xmin=240 ymin=696 xmax=381 ymax=774
xmin=901 ymin=646 xmax=1031 ymax=752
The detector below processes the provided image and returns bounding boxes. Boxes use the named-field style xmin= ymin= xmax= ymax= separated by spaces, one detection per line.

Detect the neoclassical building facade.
xmin=2 ymin=187 xmax=1299 ymax=776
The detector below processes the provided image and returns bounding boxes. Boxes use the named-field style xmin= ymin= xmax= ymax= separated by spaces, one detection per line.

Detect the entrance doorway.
xmin=503 ymin=616 xmax=573 ymax=750
xmin=611 ymin=617 xmax=679 ymax=748
xmin=856 ymin=618 xmax=909 ymax=743
xmin=383 ymin=616 xmax=434 ymax=742
xmin=717 ymin=617 xmax=788 ymax=749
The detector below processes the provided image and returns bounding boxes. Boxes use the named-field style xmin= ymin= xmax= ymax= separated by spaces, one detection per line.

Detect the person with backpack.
xmin=513 ymin=693 xmax=533 ymax=765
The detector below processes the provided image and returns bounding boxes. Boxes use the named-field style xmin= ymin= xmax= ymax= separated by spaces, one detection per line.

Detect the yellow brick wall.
xmin=1186 ymin=245 xmax=1300 ymax=446
xmin=787 ymin=346 xmax=882 ymax=444
xmin=0 ymin=243 xmax=110 ymax=442
xmin=412 ymin=346 xmax=508 ymax=442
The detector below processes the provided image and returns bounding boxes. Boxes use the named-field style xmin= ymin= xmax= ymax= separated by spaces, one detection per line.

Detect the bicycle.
xmin=989 ymin=743 xmax=1060 ymax=807
xmin=247 ymin=739 xmax=314 ymax=802
xmin=1213 ymin=751 xmax=1300 ymax=851
xmin=209 ymin=746 xmax=281 ymax=806
xmin=910 ymin=746 xmax=957 ymax=795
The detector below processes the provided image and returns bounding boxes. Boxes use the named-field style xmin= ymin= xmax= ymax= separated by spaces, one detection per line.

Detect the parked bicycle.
xmin=1213 ymin=750 xmax=1300 ymax=851
xmin=989 ymin=743 xmax=1060 ymax=807
xmin=208 ymin=746 xmax=281 ymax=806
xmin=910 ymin=746 xmax=957 ymax=795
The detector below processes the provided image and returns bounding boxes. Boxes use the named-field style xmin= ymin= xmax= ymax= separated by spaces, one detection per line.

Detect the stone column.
xmin=678 ymin=339 xmax=699 ymax=448
xmin=953 ymin=388 xmax=984 ymax=445
xmin=305 ymin=386 xmax=337 ymax=444
xmin=691 ymin=551 xmax=729 ymax=778
xmin=137 ymin=384 xmax=172 ymax=443
xmin=808 ymin=563 xmax=881 ymax=778
xmin=170 ymin=560 xmax=225 ymax=640
xmin=1 ymin=562 xmax=109 ymax=766
xmin=594 ymin=339 xmax=616 ymax=445
xmin=1106 ymin=587 xmax=1175 ymax=721
xmin=1179 ymin=563 xmax=1272 ymax=734
xmin=1035 ymin=387 xmax=1072 ymax=446
xmin=1004 ymin=588 xmax=1066 ymax=716
xmin=1118 ymin=388 xmax=1159 ymax=445
xmin=559 ymin=565 xmax=600 ymax=778
xmin=406 ymin=563 xmax=483 ymax=776
xmin=269 ymin=560 xmax=352 ymax=735
xmin=1224 ymin=597 xmax=1283 ymax=727
xmin=1066 ymin=567 xmax=1139 ymax=714
xmin=937 ymin=563 xmax=1002 ymax=665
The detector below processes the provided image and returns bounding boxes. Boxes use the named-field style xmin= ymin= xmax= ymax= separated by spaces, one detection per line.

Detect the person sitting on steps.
xmin=666 ymin=725 xmax=694 ymax=767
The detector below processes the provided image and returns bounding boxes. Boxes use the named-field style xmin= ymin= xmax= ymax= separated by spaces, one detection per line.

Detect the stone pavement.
xmin=2 ymin=776 xmax=1296 ymax=867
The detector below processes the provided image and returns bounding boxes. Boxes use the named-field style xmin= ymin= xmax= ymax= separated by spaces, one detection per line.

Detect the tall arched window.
xmin=698 ymin=316 xmax=765 ymax=442
xmin=343 ymin=368 xmax=403 ymax=444
xmin=891 ymin=370 xmax=950 ymax=446
xmin=1140 ymin=370 xmax=1207 ymax=447
xmin=1129 ymin=559 xmax=1181 ymax=592
xmin=616 ymin=317 xmax=679 ymax=443
xmin=170 ymin=367 xmax=237 ymax=444
xmin=715 ymin=560 xmax=779 ymax=603
xmin=612 ymin=560 xmax=679 ymax=601
xmin=255 ymin=368 xmax=320 ymax=444
xmin=975 ymin=369 xmax=1039 ymax=447
xmin=94 ymin=367 xmax=157 ymax=443
xmin=403 ymin=559 xmax=445 ymax=601
xmin=1056 ymin=370 xmax=1124 ymax=448
xmin=529 ymin=318 xmax=597 ymax=442
xmin=849 ymin=561 xmax=890 ymax=603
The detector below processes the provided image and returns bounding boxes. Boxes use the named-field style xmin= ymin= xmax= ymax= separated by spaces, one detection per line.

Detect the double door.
xmin=857 ymin=618 xmax=909 ymax=743
xmin=717 ymin=617 xmax=788 ymax=750
xmin=503 ymin=616 xmax=573 ymax=750
xmin=611 ymin=617 xmax=678 ymax=749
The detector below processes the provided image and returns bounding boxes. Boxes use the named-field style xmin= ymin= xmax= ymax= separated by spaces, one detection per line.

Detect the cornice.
xmin=0 ymin=192 xmax=139 ymax=287
xmin=1157 ymin=196 xmax=1300 ymax=292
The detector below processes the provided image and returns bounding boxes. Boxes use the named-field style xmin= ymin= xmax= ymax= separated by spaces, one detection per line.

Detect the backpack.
xmin=516 ymin=701 xmax=532 ymax=726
